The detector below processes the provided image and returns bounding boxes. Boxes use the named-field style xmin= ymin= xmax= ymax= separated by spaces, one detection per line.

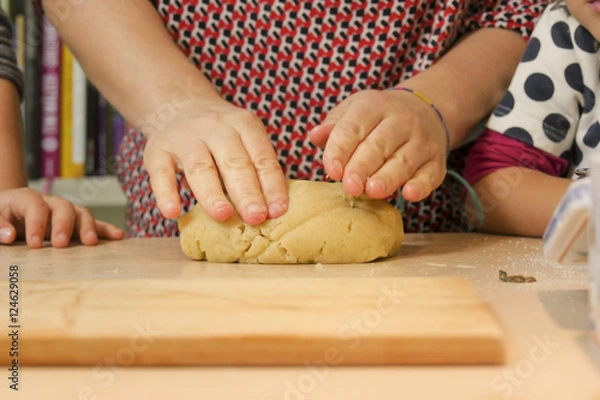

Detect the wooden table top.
xmin=1 ymin=233 xmax=598 ymax=399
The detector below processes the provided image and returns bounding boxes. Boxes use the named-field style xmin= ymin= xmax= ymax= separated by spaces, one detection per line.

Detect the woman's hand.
xmin=310 ymin=88 xmax=448 ymax=202
xmin=0 ymin=187 xmax=124 ymax=248
xmin=142 ymin=98 xmax=289 ymax=226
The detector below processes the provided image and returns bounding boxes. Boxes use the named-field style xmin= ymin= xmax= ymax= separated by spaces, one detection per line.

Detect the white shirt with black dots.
xmin=486 ymin=3 xmax=600 ymax=177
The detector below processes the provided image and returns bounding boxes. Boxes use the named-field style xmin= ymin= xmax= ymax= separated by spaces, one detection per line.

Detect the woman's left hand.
xmin=310 ymin=88 xmax=448 ymax=202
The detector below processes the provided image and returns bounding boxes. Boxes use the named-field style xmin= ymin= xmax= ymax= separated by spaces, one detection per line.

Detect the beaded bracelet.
xmin=388 ymin=87 xmax=450 ymax=156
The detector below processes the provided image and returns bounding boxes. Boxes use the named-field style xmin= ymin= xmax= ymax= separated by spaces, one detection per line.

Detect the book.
xmin=59 ymin=42 xmax=74 ymax=177
xmin=104 ymin=99 xmax=114 ymax=175
xmin=40 ymin=16 xmax=61 ymax=178
xmin=1 ymin=0 xmax=10 ymax=15
xmin=85 ymin=82 xmax=99 ymax=176
xmin=96 ymin=93 xmax=107 ymax=175
xmin=112 ymin=108 xmax=125 ymax=159
xmin=71 ymin=57 xmax=86 ymax=176
xmin=22 ymin=1 xmax=42 ymax=179
xmin=59 ymin=43 xmax=86 ymax=178
xmin=11 ymin=3 xmax=24 ymax=70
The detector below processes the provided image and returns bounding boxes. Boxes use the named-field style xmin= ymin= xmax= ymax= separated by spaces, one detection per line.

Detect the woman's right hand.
xmin=142 ymin=98 xmax=289 ymax=226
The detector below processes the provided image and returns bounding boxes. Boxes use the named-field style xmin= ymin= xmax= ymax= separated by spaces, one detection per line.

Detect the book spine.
xmin=2 ymin=0 xmax=10 ymax=15
xmin=112 ymin=109 xmax=125 ymax=156
xmin=96 ymin=93 xmax=107 ymax=175
xmin=85 ymin=82 xmax=98 ymax=176
xmin=71 ymin=57 xmax=86 ymax=177
xmin=59 ymin=43 xmax=74 ymax=177
xmin=22 ymin=2 xmax=42 ymax=179
xmin=13 ymin=13 xmax=24 ymax=70
xmin=104 ymin=100 xmax=114 ymax=175
xmin=40 ymin=17 xmax=61 ymax=178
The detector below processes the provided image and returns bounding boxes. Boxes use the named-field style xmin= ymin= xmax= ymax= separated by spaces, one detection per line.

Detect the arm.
xmin=464 ymin=6 xmax=581 ymax=237
xmin=0 ymin=78 xmax=26 ymax=189
xmin=0 ymin=8 xmax=26 ymax=189
xmin=401 ymin=28 xmax=526 ymax=151
xmin=464 ymin=130 xmax=573 ymax=237
xmin=473 ymin=168 xmax=570 ymax=237
xmin=311 ymin=27 xmax=527 ymax=201
xmin=41 ymin=0 xmax=288 ymax=225
xmin=0 ymin=5 xmax=123 ymax=247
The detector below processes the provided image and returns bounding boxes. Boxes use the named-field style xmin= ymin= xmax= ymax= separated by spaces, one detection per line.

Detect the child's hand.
xmin=310 ymin=89 xmax=448 ymax=202
xmin=0 ymin=187 xmax=124 ymax=248
xmin=142 ymin=98 xmax=288 ymax=226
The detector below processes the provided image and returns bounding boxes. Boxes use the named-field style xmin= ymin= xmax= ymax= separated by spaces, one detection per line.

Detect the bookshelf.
xmin=29 ymin=176 xmax=127 ymax=229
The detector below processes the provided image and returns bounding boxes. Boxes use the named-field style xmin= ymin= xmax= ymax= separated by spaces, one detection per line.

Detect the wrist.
xmin=387 ymin=86 xmax=450 ymax=156
xmin=131 ymin=76 xmax=223 ymax=138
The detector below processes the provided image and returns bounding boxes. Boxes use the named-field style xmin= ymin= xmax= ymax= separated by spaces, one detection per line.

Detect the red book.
xmin=40 ymin=17 xmax=61 ymax=178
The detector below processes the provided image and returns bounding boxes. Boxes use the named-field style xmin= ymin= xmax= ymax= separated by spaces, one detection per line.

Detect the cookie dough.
xmin=178 ymin=179 xmax=404 ymax=264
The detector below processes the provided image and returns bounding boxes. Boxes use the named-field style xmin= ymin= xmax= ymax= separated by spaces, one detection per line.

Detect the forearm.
xmin=0 ymin=79 xmax=26 ymax=190
xmin=41 ymin=0 xmax=221 ymax=137
xmin=473 ymin=167 xmax=570 ymax=237
xmin=402 ymin=28 xmax=526 ymax=149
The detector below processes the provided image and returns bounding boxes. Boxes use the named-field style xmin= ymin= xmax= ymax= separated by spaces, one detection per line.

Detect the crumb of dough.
xmin=499 ymin=269 xmax=537 ymax=283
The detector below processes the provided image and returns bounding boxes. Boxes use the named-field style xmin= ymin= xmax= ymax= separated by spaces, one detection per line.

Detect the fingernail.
xmin=213 ymin=200 xmax=230 ymax=211
xmin=0 ymin=227 xmax=12 ymax=243
xmin=31 ymin=234 xmax=42 ymax=247
xmin=349 ymin=173 xmax=362 ymax=187
xmin=247 ymin=203 xmax=267 ymax=218
xmin=369 ymin=178 xmax=385 ymax=193
xmin=56 ymin=233 xmax=68 ymax=243
xmin=268 ymin=202 xmax=287 ymax=218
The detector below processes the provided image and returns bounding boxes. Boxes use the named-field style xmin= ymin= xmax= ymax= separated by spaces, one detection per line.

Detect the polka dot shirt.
xmin=486 ymin=3 xmax=600 ymax=177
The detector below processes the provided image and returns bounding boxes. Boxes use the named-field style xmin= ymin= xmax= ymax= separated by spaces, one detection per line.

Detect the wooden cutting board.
xmin=1 ymin=277 xmax=505 ymax=365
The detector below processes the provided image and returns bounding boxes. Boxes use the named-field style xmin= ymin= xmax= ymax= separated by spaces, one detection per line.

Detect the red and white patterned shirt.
xmin=111 ymin=0 xmax=548 ymax=237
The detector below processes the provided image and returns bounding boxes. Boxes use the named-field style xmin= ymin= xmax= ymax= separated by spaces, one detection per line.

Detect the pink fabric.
xmin=464 ymin=129 xmax=570 ymax=185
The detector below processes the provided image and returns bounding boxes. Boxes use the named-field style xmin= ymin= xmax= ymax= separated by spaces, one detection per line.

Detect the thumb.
xmin=0 ymin=215 xmax=17 ymax=245
xmin=308 ymin=123 xmax=334 ymax=148
xmin=309 ymin=100 xmax=351 ymax=148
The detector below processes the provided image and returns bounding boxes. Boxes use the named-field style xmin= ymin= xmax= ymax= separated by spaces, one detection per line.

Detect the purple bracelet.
xmin=388 ymin=87 xmax=451 ymax=156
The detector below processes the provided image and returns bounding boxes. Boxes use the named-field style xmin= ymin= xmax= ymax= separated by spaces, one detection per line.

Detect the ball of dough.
xmin=178 ymin=179 xmax=404 ymax=264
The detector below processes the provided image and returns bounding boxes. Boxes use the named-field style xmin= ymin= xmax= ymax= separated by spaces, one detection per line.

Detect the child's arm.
xmin=473 ymin=168 xmax=570 ymax=237
xmin=0 ymin=9 xmax=25 ymax=189
xmin=0 ymin=6 xmax=123 ymax=247
xmin=463 ymin=5 xmax=583 ymax=237
xmin=464 ymin=129 xmax=572 ymax=236
xmin=40 ymin=0 xmax=288 ymax=226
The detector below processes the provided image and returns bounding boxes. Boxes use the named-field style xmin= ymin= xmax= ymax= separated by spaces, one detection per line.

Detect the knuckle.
xmin=235 ymin=109 xmax=260 ymax=125
xmin=254 ymin=155 xmax=281 ymax=173
xmin=148 ymin=164 xmax=174 ymax=178
xmin=403 ymin=111 xmax=420 ymax=132
xmin=328 ymin=135 xmax=356 ymax=157
xmin=337 ymin=120 xmax=366 ymax=142
xmin=368 ymin=134 xmax=393 ymax=160
xmin=395 ymin=152 xmax=416 ymax=173
xmin=58 ymin=199 xmax=77 ymax=215
xmin=74 ymin=205 xmax=92 ymax=218
xmin=221 ymin=154 xmax=253 ymax=171
xmin=186 ymin=156 xmax=217 ymax=176
xmin=31 ymin=197 xmax=50 ymax=213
